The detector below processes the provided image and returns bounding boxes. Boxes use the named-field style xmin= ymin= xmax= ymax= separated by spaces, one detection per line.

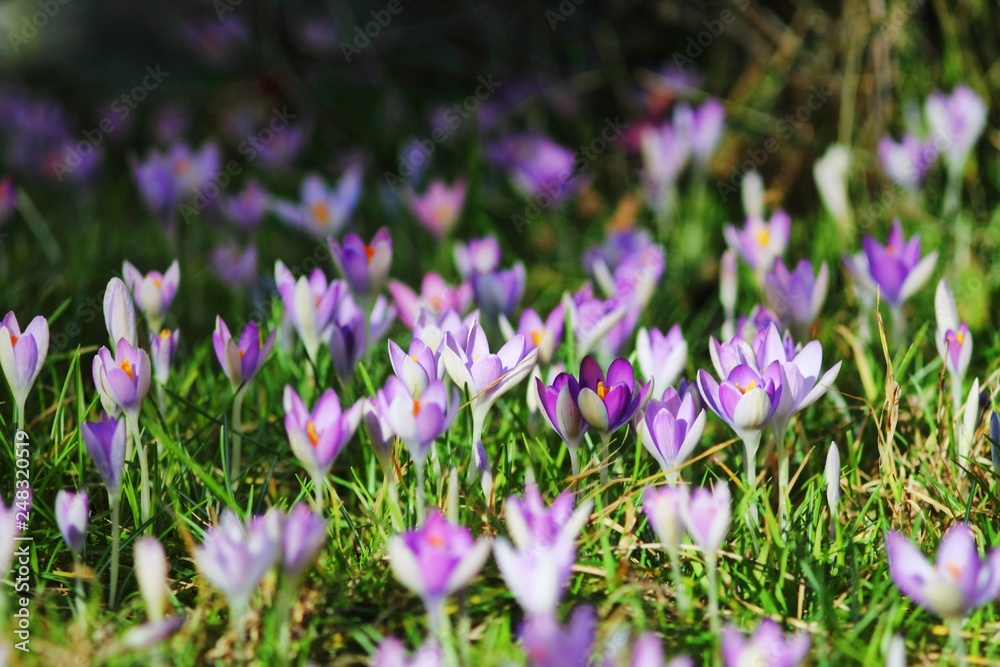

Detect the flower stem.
xmin=312 ymin=473 xmax=325 ymax=513
xmin=568 ymin=445 xmax=579 ymax=477
xmin=14 ymin=400 xmax=24 ymax=433
xmin=705 ymin=553 xmax=721 ymax=638
xmin=128 ymin=415 xmax=151 ymax=532
xmin=948 ymin=618 xmax=967 ymax=667
xmin=230 ymin=387 xmax=246 ymax=485
xmin=415 ymin=461 xmax=426 ymax=523
xmin=108 ymin=494 xmax=121 ymax=608
xmin=743 ymin=432 xmax=761 ymax=527
xmin=776 ymin=429 xmax=791 ymax=532
xmin=950 ymin=373 xmax=963 ymax=420
xmin=668 ymin=546 xmax=688 ymax=614
xmin=599 ymin=432 xmax=612 ymax=486
xmin=384 ymin=469 xmax=404 ymax=532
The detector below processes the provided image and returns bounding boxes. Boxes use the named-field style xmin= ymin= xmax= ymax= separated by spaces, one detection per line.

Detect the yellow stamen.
xmin=956 ymin=330 xmax=965 ymax=345
xmin=755 ymin=229 xmax=770 ymax=247
xmin=120 ymin=359 xmax=135 ymax=381
xmin=734 ymin=380 xmax=757 ymax=395
xmin=306 ymin=421 xmax=320 ymax=447
xmin=597 ymin=381 xmax=608 ymax=400
xmin=154 ymin=277 xmax=162 ymax=288
xmin=311 ymin=201 xmax=330 ymax=227
xmin=159 ymin=329 xmax=171 ymax=340
xmin=530 ymin=329 xmax=544 ymax=347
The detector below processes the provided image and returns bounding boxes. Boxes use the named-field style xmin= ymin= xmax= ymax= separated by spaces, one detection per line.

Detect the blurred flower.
xmin=282 ymin=385 xmax=362 ymax=483
xmin=274 ymin=262 xmax=345 ymax=364
xmin=149 ymin=328 xmax=179 ymax=386
xmin=721 ymin=619 xmax=811 ymax=667
xmin=55 ymin=490 xmax=88 ymax=557
xmin=103 ymin=277 xmax=138 ymax=348
xmin=0 ymin=312 xmax=49 ymax=422
xmin=81 ymin=412 xmax=126 ymax=495
xmin=644 ymin=485 xmax=689 ymax=556
xmin=489 ymin=133 xmax=579 ymax=203
xmin=407 ymin=179 xmax=467 ymax=238
xmin=630 ymin=634 xmax=693 ymax=667
xmin=132 ymin=142 xmax=221 ymax=220
xmin=885 ymin=635 xmax=906 ymax=667
xmin=723 ymin=211 xmax=790 ymax=274
xmin=388 ymin=510 xmax=491 ymax=629
xmin=520 ymin=606 xmax=594 ymax=667
xmin=221 ymin=180 xmax=269 ymax=230
xmin=389 ymin=273 xmax=472 ymax=329
xmin=210 ymin=243 xmax=258 ymax=288
xmin=471 ymin=263 xmax=526 ymax=323
xmin=845 ymin=220 xmax=937 ymax=312
xmin=563 ymin=284 xmax=627 ymax=364
xmin=272 ymin=168 xmax=361 ymax=237
xmin=878 ymin=134 xmax=937 ymax=191
xmin=454 ymin=236 xmax=501 ymax=279
xmin=212 ymin=318 xmax=275 ymax=390
xmin=637 ymin=388 xmax=706 ymax=483
xmin=764 ymin=259 xmax=829 ymax=340
xmin=825 ymin=442 xmax=841 ymax=518
xmin=500 ymin=305 xmax=565 ymax=365
xmin=681 ymin=483 xmax=731 ymax=555
xmin=886 ymin=523 xmax=1000 ymax=620
xmin=640 ymin=120 xmax=689 ymax=221
xmin=120 ymin=616 xmax=185 ymax=651
xmin=388 ymin=338 xmax=439 ymax=396
xmin=92 ymin=338 xmax=151 ymax=420
xmin=194 ymin=511 xmax=279 ymax=619
xmin=935 ymin=278 xmax=972 ymax=406
xmin=280 ymin=503 xmax=327 ymax=582
xmin=412 ymin=308 xmax=477 ymax=353
xmin=813 ymin=144 xmax=852 ymax=233
xmin=362 ymin=398 xmax=394 ymax=473
xmin=673 ymin=98 xmax=725 ymax=166
xmin=373 ymin=637 xmax=443 ymax=667
xmin=134 ymin=537 xmax=169 ymax=621
xmin=925 ymin=86 xmax=987 ymax=177
xmin=330 ymin=227 xmax=392 ymax=298
xmin=636 ymin=326 xmax=687 ymax=399
xmin=123 ymin=260 xmax=179 ymax=331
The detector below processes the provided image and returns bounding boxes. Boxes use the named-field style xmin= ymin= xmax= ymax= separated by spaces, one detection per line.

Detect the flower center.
xmin=597 ymin=381 xmax=608 ymax=400
xmin=530 ymin=329 xmax=543 ymax=346
xmin=159 ymin=329 xmax=171 ymax=340
xmin=9 ymin=333 xmax=17 ymax=347
xmin=238 ymin=349 xmax=246 ymax=359
xmin=734 ymin=380 xmax=757 ymax=395
xmin=946 ymin=562 xmax=964 ymax=582
xmin=430 ymin=296 xmax=443 ymax=311
xmin=173 ymin=157 xmax=191 ymax=175
xmin=363 ymin=245 xmax=376 ymax=263
xmin=306 ymin=421 xmax=320 ymax=447
xmin=154 ymin=277 xmax=162 ymax=288
xmin=756 ymin=229 xmax=770 ymax=246
xmin=120 ymin=359 xmax=135 ymax=381
xmin=956 ymin=330 xmax=964 ymax=345
xmin=427 ymin=533 xmax=445 ymax=548
xmin=311 ymin=201 xmax=330 ymax=226
xmin=412 ymin=398 xmax=422 ymax=416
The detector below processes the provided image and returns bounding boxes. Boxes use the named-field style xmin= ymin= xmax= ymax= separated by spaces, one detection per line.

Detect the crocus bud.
xmin=885 ymin=635 xmax=906 ymax=667
xmin=825 ymin=441 xmax=841 ymax=516
xmin=957 ymin=378 xmax=981 ymax=471
xmin=56 ymin=490 xmax=88 ymax=557
xmin=0 ymin=312 xmax=49 ymax=421
xmin=123 ymin=260 xmax=180 ymax=331
xmin=741 ymin=171 xmax=764 ymax=220
xmin=813 ymin=144 xmax=852 ymax=233
xmin=135 ymin=537 xmax=170 ymax=621
xmin=150 ymin=328 xmax=179 ymax=386
xmin=81 ymin=412 xmax=126 ymax=495
xmin=280 ymin=503 xmax=326 ymax=582
xmin=103 ymin=277 xmax=138 ymax=348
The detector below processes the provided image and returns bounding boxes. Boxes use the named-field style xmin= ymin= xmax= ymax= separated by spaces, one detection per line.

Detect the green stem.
xmin=313 ymin=472 xmax=325 ymax=513
xmin=415 ymin=461 xmax=426 ymax=523
xmin=668 ymin=546 xmax=688 ymax=614
xmin=776 ymin=428 xmax=791 ymax=532
xmin=277 ymin=585 xmax=295 ymax=665
xmin=231 ymin=386 xmax=246 ymax=485
xmin=705 ymin=554 xmax=721 ymax=639
xmin=599 ymin=432 xmax=612 ymax=486
xmin=15 ymin=400 xmax=24 ymax=432
xmin=128 ymin=415 xmax=151 ymax=531
xmin=384 ymin=470 xmax=403 ymax=532
xmin=109 ymin=494 xmax=121 ymax=608
xmin=948 ymin=618 xmax=967 ymax=667
xmin=743 ymin=431 xmax=762 ymax=527
xmin=950 ymin=373 xmax=963 ymax=419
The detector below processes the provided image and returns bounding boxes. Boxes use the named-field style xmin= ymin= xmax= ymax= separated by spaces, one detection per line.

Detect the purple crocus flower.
xmin=283 ymin=385 xmax=362 ymax=485
xmin=221 ymin=179 xmax=269 ymax=229
xmin=471 ymin=262 xmax=526 ymax=323
xmin=681 ymin=483 xmax=731 ymax=555
xmin=501 ymin=305 xmax=565 ymax=365
xmin=81 ymin=412 xmax=126 ymax=495
xmin=326 ymin=295 xmax=367 ymax=381
xmin=194 ymin=511 xmax=279 ymax=618
xmin=378 ymin=377 xmax=458 ymax=471
xmin=280 ymin=503 xmax=327 ymax=581
xmin=0 ymin=312 xmax=49 ymax=422
xmin=503 ymin=483 xmax=591 ymax=550
xmin=536 ymin=373 xmax=588 ymax=473
xmin=272 ymin=168 xmax=361 ymax=236
xmin=134 ymin=536 xmax=169 ymax=621
xmin=362 ymin=397 xmax=394 ymax=473
xmin=412 ymin=308 xmax=478 ymax=353
xmin=407 ymin=179 xmax=467 ymax=238
xmin=886 ymin=523 xmax=1000 ymax=620
xmin=103 ymin=277 xmax=138 ymax=348
xmin=643 ymin=485 xmax=689 ymax=555
xmin=93 ymin=338 xmax=152 ymax=420
xmin=721 ymin=619 xmax=811 ymax=667
xmin=732 ymin=305 xmax=781 ymax=344
xmin=330 ymin=227 xmax=392 ymax=298
xmin=576 ymin=356 xmax=650 ymax=436
xmin=388 ymin=338 xmax=439 ymax=396
xmin=991 ymin=411 xmax=1000 ymax=476
xmin=389 ymin=273 xmax=472 ymax=329
xmin=489 ymin=133 xmax=579 ymax=203
xmin=388 ymin=510 xmax=491 ymax=629
xmin=640 ymin=121 xmax=689 ymax=221
xmin=149 ymin=328 xmax=179 ymax=386
xmin=637 ymin=388 xmax=706 ymax=483
xmin=121 ymin=617 xmax=186 ymax=651
xmin=373 ymin=637 xmax=443 ymax=667
xmin=764 ymin=259 xmax=829 ymax=340
xmin=925 ymin=86 xmax=988 ymax=176
xmin=122 ymin=260 xmax=180 ymax=331
xmin=212 ymin=318 xmax=275 ymax=390
xmin=55 ymin=490 xmax=88 ymax=557
xmin=723 ymin=211 xmax=791 ymax=274
xmin=935 ymin=278 xmax=972 ymax=403
xmin=274 ymin=261 xmax=345 ymax=363
xmin=630 ymin=634 xmax=693 ymax=667
xmin=520 ymin=606 xmax=595 ymax=667
xmin=210 ymin=243 xmax=258 ymax=288
xmin=674 ymin=98 xmax=725 ymax=166
xmin=636 ymin=325 xmax=687 ymax=399
xmin=858 ymin=220 xmax=938 ymax=311
xmin=564 ymin=284 xmax=627 ymax=363
xmin=454 ymin=236 xmax=501 ymax=279
xmin=878 ymin=134 xmax=937 ymax=190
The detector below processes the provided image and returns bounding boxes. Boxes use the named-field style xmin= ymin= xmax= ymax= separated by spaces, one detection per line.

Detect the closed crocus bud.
xmin=681 ymin=483 xmax=731 ymax=555
xmin=103 ymin=277 xmax=138 ymax=348
xmin=825 ymin=442 xmax=841 ymax=516
xmin=56 ymin=490 xmax=88 ymax=557
xmin=194 ymin=511 xmax=279 ymax=619
xmin=813 ymin=144 xmax=852 ymax=233
xmin=925 ymin=86 xmax=987 ymax=176
xmin=643 ymin=485 xmax=689 ymax=554
xmin=741 ymin=171 xmax=764 ymax=220
xmin=935 ymin=279 xmax=972 ymax=403
xmin=0 ymin=312 xmax=49 ymax=422
xmin=885 ymin=635 xmax=906 ymax=667
xmin=81 ymin=412 xmax=126 ymax=495
xmin=721 ymin=619 xmax=811 ymax=667
xmin=406 ymin=179 xmax=467 ymax=238
xmin=123 ymin=260 xmax=180 ymax=331
xmin=212 ymin=318 xmax=276 ymax=390
xmin=330 ymin=227 xmax=392 ymax=298
xmin=149 ymin=328 xmax=179 ymax=386
xmin=636 ymin=326 xmax=687 ymax=398
xmin=281 ymin=503 xmax=327 ymax=582
xmin=956 ymin=378 xmax=981 ymax=470
xmin=134 ymin=537 xmax=170 ymax=621
xmin=990 ymin=411 xmax=1000 ymax=475
xmin=720 ymin=249 xmax=738 ymax=340
xmin=637 ymin=389 xmax=705 ymax=483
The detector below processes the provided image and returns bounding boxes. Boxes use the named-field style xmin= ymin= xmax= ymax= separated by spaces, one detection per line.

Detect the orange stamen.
xmin=412 ymin=399 xmax=422 ymax=416
xmin=363 ymin=245 xmax=376 ymax=263
xmin=306 ymin=421 xmax=320 ymax=447
xmin=9 ymin=333 xmax=17 ymax=347
xmin=120 ymin=359 xmax=135 ymax=381
xmin=734 ymin=380 xmax=757 ymax=395
xmin=311 ymin=202 xmax=330 ymax=227
xmin=597 ymin=381 xmax=608 ymax=400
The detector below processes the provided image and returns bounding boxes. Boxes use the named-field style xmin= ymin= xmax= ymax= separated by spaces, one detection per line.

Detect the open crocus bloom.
xmin=636 ymin=325 xmax=687 ymax=400
xmin=723 ymin=211 xmax=790 ymax=273
xmin=721 ymin=619 xmax=811 ymax=667
xmin=886 ymin=523 xmax=1000 ymax=620
xmin=764 ymin=259 xmax=829 ymax=340
xmin=637 ymin=388 xmax=706 ymax=483
xmin=576 ymin=356 xmax=650 ymax=436
xmin=212 ymin=318 xmax=276 ymax=390
xmin=0 ymin=312 xmax=49 ymax=420
xmin=564 ymin=284 xmax=628 ymax=363
xmin=330 ymin=227 xmax=392 ymax=298
xmin=93 ymin=337 xmax=152 ymax=420
xmin=275 ymin=261 xmax=344 ymax=364
xmin=412 ymin=308 xmax=477 ymax=354
xmin=934 ymin=278 xmax=972 ymax=387
xmin=519 ymin=606 xmax=595 ymax=667
xmin=878 ymin=133 xmax=937 ymax=190
xmin=925 ymin=86 xmax=987 ymax=175
xmin=378 ymin=377 xmax=458 ymax=469
xmin=279 ymin=503 xmax=327 ymax=582
xmin=389 ymin=273 xmax=473 ymax=329
xmin=388 ymin=338 xmax=440 ymax=396
xmin=272 ymin=169 xmax=360 ymax=236
xmin=407 ymin=178 xmax=467 ymax=238
xmin=454 ymin=236 xmax=501 ymax=279
xmin=388 ymin=510 xmax=491 ymax=629
xmin=471 ymin=262 xmax=526 ymax=323
xmin=859 ymin=220 xmax=938 ymax=310
xmin=698 ymin=362 xmax=780 ymax=444
xmin=194 ymin=511 xmax=279 ymax=618
xmin=500 ymin=305 xmax=565 ymax=366
xmin=283 ymin=386 xmax=362 ymax=481
xmin=123 ymin=260 xmax=180 ymax=330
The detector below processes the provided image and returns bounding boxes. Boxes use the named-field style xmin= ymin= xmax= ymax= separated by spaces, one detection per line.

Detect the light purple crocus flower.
xmin=454 ymin=236 xmax=501 ymax=279
xmin=764 ymin=259 xmax=829 ymax=340
xmin=274 ymin=261 xmax=345 ymax=363
xmin=103 ymin=277 xmax=138 ymax=348
xmin=55 ymin=490 xmax=88 ymax=557
xmin=640 ymin=121 xmax=690 ymax=221
xmin=500 ymin=305 xmax=565 ymax=365
xmin=121 ymin=616 xmax=186 ymax=651
xmin=643 ymin=485 xmax=690 ymax=602
xmin=489 ymin=133 xmax=579 ymax=202
xmin=630 ymin=634 xmax=694 ymax=667
xmin=407 ymin=179 xmax=467 ymax=238
xmin=925 ymin=86 xmax=988 ymax=176
xmin=212 ymin=318 xmax=276 ymax=390
xmin=93 ymin=338 xmax=152 ymax=420
xmin=636 ymin=325 xmax=687 ymax=399
xmin=330 ymin=227 xmax=392 ymax=298
xmin=122 ymin=260 xmax=180 ymax=331
xmin=878 ymin=134 xmax=937 ymax=191
xmin=272 ymin=168 xmax=361 ymax=236
xmin=388 ymin=338 xmax=439 ymax=396
xmin=723 ymin=211 xmax=790 ymax=274
xmin=721 ymin=619 xmax=811 ymax=667
xmin=674 ymin=98 xmax=725 ymax=166
xmin=373 ymin=637 xmax=443 ymax=667
xmin=637 ymin=388 xmax=706 ymax=483
xmin=520 ymin=606 xmax=595 ymax=667
xmin=388 ymin=510 xmax=491 ymax=629
xmin=389 ymin=273 xmax=472 ymax=329
xmin=378 ymin=377 xmax=458 ymax=472
xmin=194 ymin=511 xmax=279 ymax=618
xmin=149 ymin=328 xmax=179 ymax=386
xmin=81 ymin=412 xmax=126 ymax=495
xmin=283 ymin=385 xmax=362 ymax=485
xmin=362 ymin=397 xmax=394 ymax=473
xmin=535 ymin=373 xmax=588 ymax=473
xmin=221 ymin=179 xmax=269 ymax=229
xmin=210 ymin=243 xmax=258 ymax=289
xmin=886 ymin=523 xmax=1000 ymax=620
xmin=280 ymin=503 xmax=327 ymax=582
xmin=576 ymin=356 xmax=651 ymax=436
xmin=681 ymin=483 xmax=731 ymax=555
xmin=858 ymin=219 xmax=938 ymax=311
xmin=471 ymin=262 xmax=526 ymax=323
xmin=326 ymin=295 xmax=367 ymax=381
xmin=0 ymin=312 xmax=49 ymax=423
xmin=563 ymin=284 xmax=627 ymax=363
xmin=935 ymin=278 xmax=972 ymax=407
